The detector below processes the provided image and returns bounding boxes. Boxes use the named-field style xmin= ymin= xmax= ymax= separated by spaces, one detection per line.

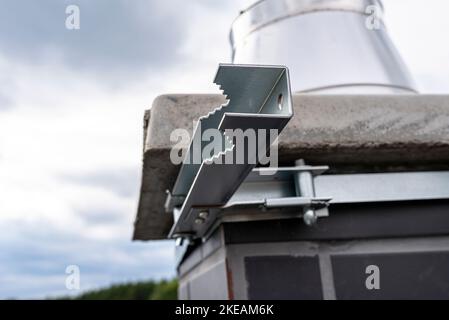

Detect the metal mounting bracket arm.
xmin=167 ymin=64 xmax=294 ymax=239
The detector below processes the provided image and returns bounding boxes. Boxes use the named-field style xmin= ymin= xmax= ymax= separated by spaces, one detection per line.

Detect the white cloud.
xmin=0 ymin=51 xmax=177 ymax=298
xmin=0 ymin=0 xmax=238 ymax=298
xmin=384 ymin=0 xmax=449 ymax=92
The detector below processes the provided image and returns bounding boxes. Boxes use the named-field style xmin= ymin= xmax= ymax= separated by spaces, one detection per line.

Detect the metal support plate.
xmin=175 ymin=168 xmax=449 ymax=240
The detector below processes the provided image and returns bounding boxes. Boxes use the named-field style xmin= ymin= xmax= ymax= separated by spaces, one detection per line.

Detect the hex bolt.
xmin=198 ymin=211 xmax=209 ymax=219
xmin=194 ymin=217 xmax=205 ymax=225
xmin=175 ymin=237 xmax=184 ymax=246
xmin=303 ymin=209 xmax=317 ymax=226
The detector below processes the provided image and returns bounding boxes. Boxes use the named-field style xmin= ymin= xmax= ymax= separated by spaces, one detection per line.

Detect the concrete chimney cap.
xmin=134 ymin=94 xmax=449 ymax=241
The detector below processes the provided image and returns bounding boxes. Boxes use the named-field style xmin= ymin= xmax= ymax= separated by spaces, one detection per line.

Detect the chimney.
xmin=135 ymin=0 xmax=449 ymax=300
xmin=231 ymin=0 xmax=417 ymax=93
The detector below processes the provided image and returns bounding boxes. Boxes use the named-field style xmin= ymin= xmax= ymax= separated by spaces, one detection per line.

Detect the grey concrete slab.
xmin=134 ymin=94 xmax=449 ymax=240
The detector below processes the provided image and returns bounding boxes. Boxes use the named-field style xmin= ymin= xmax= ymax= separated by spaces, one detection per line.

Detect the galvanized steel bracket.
xmin=167 ymin=64 xmax=293 ymax=239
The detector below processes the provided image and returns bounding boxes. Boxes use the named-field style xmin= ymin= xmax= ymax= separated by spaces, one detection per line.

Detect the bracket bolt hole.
xmin=277 ymin=94 xmax=283 ymax=111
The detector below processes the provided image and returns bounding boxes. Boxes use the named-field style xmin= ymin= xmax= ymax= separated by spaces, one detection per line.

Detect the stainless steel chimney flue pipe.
xmin=230 ymin=0 xmax=418 ymax=93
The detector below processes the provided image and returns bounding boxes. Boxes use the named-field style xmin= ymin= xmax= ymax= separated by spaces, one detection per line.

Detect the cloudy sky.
xmin=0 ymin=0 xmax=448 ymax=299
